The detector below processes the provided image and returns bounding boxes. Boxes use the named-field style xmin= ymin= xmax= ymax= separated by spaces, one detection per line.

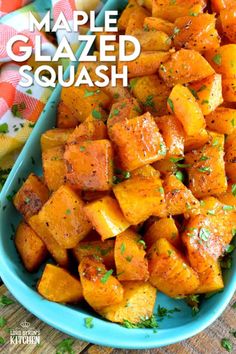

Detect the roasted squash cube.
xmin=184 ymin=128 xmax=209 ymax=152
xmin=28 ymin=214 xmax=69 ymax=267
xmin=57 ymin=101 xmax=78 ymax=129
xmin=196 ymin=258 xmax=224 ymax=294
xmin=130 ymin=75 xmax=171 ymax=117
xmin=159 ymin=49 xmax=215 ymax=87
xmin=205 ymin=45 xmax=236 ymax=78
xmin=102 ymin=80 xmax=131 ymax=104
xmin=126 ymin=30 xmax=171 ymax=51
xmin=125 ymin=6 xmax=150 ymax=35
xmin=152 ymin=159 xmax=178 ymax=177
xmin=99 ymin=281 xmax=156 ymax=324
xmin=155 ymin=115 xmax=185 ymax=158
xmin=109 ymin=112 xmax=166 ymax=171
xmin=36 ymin=185 xmax=91 ymax=249
xmin=131 ymin=164 xmax=160 ymax=178
xmin=38 ymin=264 xmax=83 ymax=303
xmin=185 ymin=132 xmax=227 ymax=198
xmin=73 ymin=239 xmax=115 ymax=269
xmin=78 ymin=256 xmax=124 ymax=311
xmin=66 ymin=119 xmax=107 ymax=145
xmin=143 ymin=17 xmax=174 ymax=36
xmin=148 ymin=238 xmax=200 ymax=297
xmin=118 ymin=0 xmax=141 ymax=31
xmin=222 ymin=78 xmax=236 ymax=102
xmin=174 ymin=14 xmax=220 ymax=52
xmin=220 ymin=7 xmax=236 ymax=43
xmin=144 ymin=217 xmax=180 ymax=249
xmin=225 ymin=131 xmax=236 ymax=182
xmin=218 ymin=183 xmax=236 ymax=207
xmin=152 ymin=0 xmax=206 ymax=22
xmin=13 ymin=173 xmax=49 ymax=221
xmin=15 ymin=222 xmax=47 ymax=272
xmin=84 ymin=196 xmax=130 ymax=240
xmin=115 ymin=229 xmax=149 ymax=281
xmin=113 ymin=175 xmax=166 ymax=225
xmin=41 ymin=129 xmax=73 ymax=152
xmin=64 ymin=140 xmax=113 ymax=191
xmin=42 ymin=146 xmax=66 ymax=191
xmin=168 ymin=84 xmax=206 ymax=137
xmin=205 ymin=107 xmax=236 ymax=135
xmin=189 ymin=74 xmax=223 ymax=115
xmin=163 ymin=175 xmax=200 ymax=216
xmin=118 ymin=51 xmax=170 ymax=79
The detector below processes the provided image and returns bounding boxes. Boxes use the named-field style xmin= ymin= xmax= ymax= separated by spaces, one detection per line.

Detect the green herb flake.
xmin=232 ymin=302 xmax=236 ymax=309
xmin=120 ymin=243 xmax=126 ymax=255
xmin=0 ymin=337 xmax=5 ymax=346
xmin=231 ymin=184 xmax=236 ymax=196
xmin=167 ymin=98 xmax=174 ymax=112
xmin=198 ymin=167 xmax=212 ymax=173
xmin=199 ymin=227 xmax=210 ymax=241
xmin=56 ymin=338 xmax=75 ymax=354
xmin=138 ymin=240 xmax=146 ymax=249
xmin=0 ymin=317 xmax=7 ymax=329
xmin=225 ymin=244 xmax=235 ymax=253
xmin=175 ymin=171 xmax=184 ymax=182
xmin=0 ymin=123 xmax=9 ymax=134
xmin=26 ymin=89 xmax=32 ymax=94
xmin=84 ymin=317 xmax=94 ymax=329
xmin=65 ymin=209 xmax=71 ymax=215
xmin=126 ymin=256 xmax=133 ymax=262
xmin=84 ymin=89 xmax=100 ymax=97
xmin=189 ymin=11 xmax=198 ymax=16
xmin=189 ymin=88 xmax=199 ymax=100
xmin=92 ymin=109 xmax=102 ymax=120
xmin=199 ymin=155 xmax=209 ymax=161
xmin=144 ymin=95 xmax=155 ymax=109
xmin=100 ymin=269 xmax=113 ymax=284
xmin=123 ymin=315 xmax=158 ymax=329
xmin=221 ymin=338 xmax=233 ymax=352
xmin=129 ymin=78 xmax=138 ymax=90
xmin=113 ymin=93 xmax=120 ymax=99
xmin=213 ymin=54 xmax=222 ymax=66
xmin=0 ymin=295 xmax=14 ymax=307
xmin=223 ymin=205 xmax=235 ymax=211
xmin=231 ymin=118 xmax=235 ymax=127
xmin=79 ymin=146 xmax=86 ymax=152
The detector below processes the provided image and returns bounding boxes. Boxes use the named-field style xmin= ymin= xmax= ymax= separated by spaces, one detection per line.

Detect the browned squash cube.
xmin=144 ymin=17 xmax=175 ymax=36
xmin=78 ymin=256 xmax=124 ymax=311
xmin=38 ymin=264 xmax=83 ymax=303
xmin=118 ymin=0 xmax=141 ymax=31
xmin=73 ymin=239 xmax=115 ymax=269
xmin=42 ymin=146 xmax=66 ymax=191
xmin=102 ymin=80 xmax=131 ymax=104
xmin=41 ymin=129 xmax=73 ymax=152
xmin=125 ymin=6 xmax=150 ymax=35
xmin=130 ymin=75 xmax=171 ymax=117
xmin=218 ymin=183 xmax=236 ymax=207
xmin=184 ymin=128 xmax=209 ymax=152
xmin=15 ymin=222 xmax=47 ymax=272
xmin=109 ymin=112 xmax=166 ymax=171
xmin=148 ymin=238 xmax=200 ymax=297
xmin=66 ymin=119 xmax=107 ymax=145
xmin=64 ymin=139 xmax=113 ymax=191
xmin=99 ymin=281 xmax=157 ymax=324
xmin=159 ymin=49 xmax=215 ymax=87
xmin=144 ymin=217 xmax=180 ymax=249
xmin=220 ymin=6 xmax=236 ymax=43
xmin=57 ymin=101 xmax=78 ymax=129
xmin=205 ymin=107 xmax=236 ymax=135
xmin=84 ymin=196 xmax=130 ymax=240
xmin=126 ymin=30 xmax=171 ymax=52
xmin=163 ymin=175 xmax=200 ymax=215
xmin=225 ymin=131 xmax=236 ymax=182
xmin=113 ymin=175 xmax=167 ymax=225
xmin=168 ymin=84 xmax=206 ymax=137
xmin=155 ymin=115 xmax=185 ymax=158
xmin=185 ymin=132 xmax=227 ymax=198
xmin=29 ymin=214 xmax=69 ymax=268
xmin=115 ymin=229 xmax=149 ymax=281
xmin=196 ymin=258 xmax=224 ymax=294
xmin=36 ymin=185 xmax=91 ymax=249
xmin=13 ymin=173 xmax=49 ymax=221
xmin=152 ymin=159 xmax=178 ymax=177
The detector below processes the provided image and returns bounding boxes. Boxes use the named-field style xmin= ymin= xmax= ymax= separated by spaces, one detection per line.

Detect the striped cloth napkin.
xmin=0 ymin=0 xmax=104 ymax=189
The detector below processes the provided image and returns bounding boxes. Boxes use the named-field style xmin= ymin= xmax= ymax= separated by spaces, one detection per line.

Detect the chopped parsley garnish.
xmin=0 ymin=295 xmax=14 ymax=306
xmin=0 ymin=337 xmax=5 ymax=346
xmin=123 ymin=315 xmax=158 ymax=329
xmin=56 ymin=338 xmax=75 ymax=354
xmin=126 ymin=256 xmax=133 ymax=262
xmin=100 ymin=269 xmax=113 ymax=284
xmin=167 ymin=98 xmax=174 ymax=112
xmin=231 ymin=118 xmax=235 ymax=127
xmin=26 ymin=89 xmax=32 ymax=94
xmin=198 ymin=167 xmax=211 ymax=173
xmin=213 ymin=54 xmax=222 ymax=66
xmin=186 ymin=294 xmax=200 ymax=316
xmin=0 ymin=123 xmax=9 ymax=134
xmin=129 ymin=78 xmax=138 ymax=90
xmin=175 ymin=171 xmax=184 ymax=182
xmin=189 ymin=88 xmax=199 ymax=100
xmin=223 ymin=205 xmax=235 ymax=211
xmin=232 ymin=302 xmax=236 ymax=309
xmin=221 ymin=338 xmax=233 ymax=352
xmin=157 ymin=306 xmax=180 ymax=319
xmin=199 ymin=155 xmax=209 ymax=161
xmin=79 ymin=146 xmax=86 ymax=152
xmin=144 ymin=95 xmax=155 ymax=109
xmin=84 ymin=89 xmax=100 ymax=97
xmin=199 ymin=227 xmax=210 ymax=241
xmin=92 ymin=109 xmax=102 ymax=120
xmin=231 ymin=184 xmax=236 ymax=196
xmin=65 ymin=209 xmax=71 ymax=215
xmin=0 ymin=317 xmax=7 ymax=329
xmin=84 ymin=317 xmax=94 ymax=329
xmin=225 ymin=244 xmax=235 ymax=253
xmin=158 ymin=142 xmax=167 ymax=156
xmin=138 ymin=240 xmax=146 ymax=249
xmin=120 ymin=243 xmax=126 ymax=255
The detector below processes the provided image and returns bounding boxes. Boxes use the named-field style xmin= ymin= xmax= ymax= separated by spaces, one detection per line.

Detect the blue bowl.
xmin=0 ymin=0 xmax=236 ymax=349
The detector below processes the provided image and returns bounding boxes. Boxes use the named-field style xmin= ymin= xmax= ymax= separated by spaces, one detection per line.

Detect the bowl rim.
xmin=0 ymin=0 xmax=236 ymax=349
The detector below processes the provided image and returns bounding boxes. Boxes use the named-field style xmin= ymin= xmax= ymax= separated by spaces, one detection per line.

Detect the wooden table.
xmin=0 ymin=284 xmax=235 ymax=354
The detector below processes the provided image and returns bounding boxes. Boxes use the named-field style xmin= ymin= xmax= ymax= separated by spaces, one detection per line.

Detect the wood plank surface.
xmin=0 ymin=285 xmax=235 ymax=354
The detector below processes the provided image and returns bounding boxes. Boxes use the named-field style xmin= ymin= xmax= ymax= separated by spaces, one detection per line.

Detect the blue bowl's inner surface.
xmin=0 ymin=0 xmax=236 ymax=349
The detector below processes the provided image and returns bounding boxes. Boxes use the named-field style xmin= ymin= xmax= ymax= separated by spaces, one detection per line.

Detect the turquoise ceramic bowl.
xmin=0 ymin=0 xmax=236 ymax=349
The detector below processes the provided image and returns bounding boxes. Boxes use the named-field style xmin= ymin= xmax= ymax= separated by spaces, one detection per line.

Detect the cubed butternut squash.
xmin=73 ymin=239 xmax=115 ymax=269
xmin=102 ymin=80 xmax=131 ymax=103
xmin=126 ymin=29 xmax=171 ymax=51
xmin=118 ymin=0 xmax=141 ymax=31
xmin=35 ymin=185 xmax=91 ymax=249
xmin=184 ymin=128 xmax=209 ymax=152
xmin=159 ymin=49 xmax=215 ymax=87
xmin=205 ymin=107 xmax=236 ymax=134
xmin=211 ymin=0 xmax=235 ymax=13
xmin=113 ymin=175 xmax=166 ymax=224
xmin=78 ymin=256 xmax=124 ymax=311
xmin=205 ymin=45 xmax=236 ymax=78
xmin=131 ymin=164 xmax=160 ymax=178
xmin=130 ymin=75 xmax=171 ymax=117
xmin=57 ymin=101 xmax=78 ymax=129
xmin=109 ymin=112 xmax=166 ymax=171
xmin=185 ymin=132 xmax=227 ymax=198
xmin=126 ymin=6 xmax=150 ymax=35
xmin=42 ymin=146 xmax=66 ymax=191
xmin=38 ymin=264 xmax=83 ymax=303
xmin=13 ymin=173 xmax=49 ymax=221
xmin=66 ymin=119 xmax=107 ymax=145
xmin=143 ymin=17 xmax=174 ymax=36
xmin=99 ymin=281 xmax=156 ymax=324
xmin=84 ymin=196 xmax=130 ymax=240
xmin=152 ymin=159 xmax=178 ymax=177
xmin=29 ymin=214 xmax=69 ymax=267
xmin=225 ymin=131 xmax=236 ymax=182
xmin=168 ymin=84 xmax=206 ymax=137
xmin=188 ymin=74 xmax=223 ymax=115
xmin=218 ymin=183 xmax=236 ymax=206
xmin=155 ymin=115 xmax=185 ymax=158
xmin=15 ymin=222 xmax=47 ymax=272
xmin=163 ymin=174 xmax=200 ymax=215
xmin=148 ymin=238 xmax=200 ymax=297
xmin=174 ymin=14 xmax=220 ymax=52
xmin=115 ymin=229 xmax=149 ymax=281
xmin=64 ymin=140 xmax=113 ymax=191
xmin=144 ymin=217 xmax=180 ymax=249
xmin=41 ymin=129 xmax=73 ymax=152
xmin=196 ymin=258 xmax=224 ymax=293
xmin=220 ymin=7 xmax=236 ymax=43
xmin=222 ymin=78 xmax=236 ymax=102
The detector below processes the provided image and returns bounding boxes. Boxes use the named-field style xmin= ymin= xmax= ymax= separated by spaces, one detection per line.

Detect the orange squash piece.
xmin=225 ymin=131 xmax=236 ymax=182
xmin=57 ymin=101 xmax=78 ymax=129
xmin=205 ymin=107 xmax=236 ymax=134
xmin=125 ymin=6 xmax=150 ymax=35
xmin=144 ymin=217 xmax=180 ymax=249
xmin=143 ymin=17 xmax=175 ymax=36
xmin=118 ymin=0 xmax=141 ymax=31
xmin=220 ymin=7 xmax=236 ymax=43
xmin=41 ymin=129 xmax=73 ymax=152
xmin=42 ymin=146 xmax=66 ymax=191
xmin=66 ymin=119 xmax=107 ymax=145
